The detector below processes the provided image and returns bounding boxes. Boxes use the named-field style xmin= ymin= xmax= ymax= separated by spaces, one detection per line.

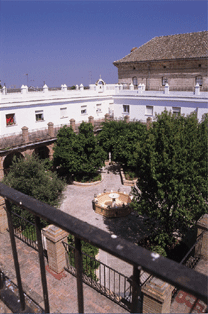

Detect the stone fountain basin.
xmin=92 ymin=191 xmax=132 ymax=218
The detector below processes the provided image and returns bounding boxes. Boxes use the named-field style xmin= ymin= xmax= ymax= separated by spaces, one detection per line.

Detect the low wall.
xmin=120 ymin=168 xmax=137 ymax=186
xmin=72 ymin=172 xmax=104 ymax=186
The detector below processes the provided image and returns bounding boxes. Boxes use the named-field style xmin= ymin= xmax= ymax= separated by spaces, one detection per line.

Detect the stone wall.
xmin=117 ymin=58 xmax=208 ymax=91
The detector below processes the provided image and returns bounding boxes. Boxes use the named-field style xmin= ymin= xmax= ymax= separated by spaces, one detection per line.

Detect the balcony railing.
xmin=0 ymin=182 xmax=207 ymax=313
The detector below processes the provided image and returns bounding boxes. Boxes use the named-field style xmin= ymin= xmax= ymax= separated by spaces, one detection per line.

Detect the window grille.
xmin=35 ymin=110 xmax=44 ymax=121
xmin=123 ymin=105 xmax=129 ymax=113
xmin=81 ymin=106 xmax=87 ymax=115
xmin=172 ymin=107 xmax=181 ymax=116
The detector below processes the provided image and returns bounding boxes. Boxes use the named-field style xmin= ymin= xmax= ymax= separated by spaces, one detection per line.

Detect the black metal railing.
xmin=0 ymin=182 xmax=207 ymax=313
xmin=180 ymin=231 xmax=203 ymax=268
xmin=63 ymin=240 xmax=152 ymax=310
xmin=63 ymin=241 xmax=152 ymax=310
xmin=172 ymin=231 xmax=204 ymax=301
xmin=8 ymin=210 xmax=47 ymax=253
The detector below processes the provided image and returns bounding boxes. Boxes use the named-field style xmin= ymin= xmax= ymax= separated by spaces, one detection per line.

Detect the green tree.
xmin=115 ymin=122 xmax=147 ymax=169
xmin=53 ymin=123 xmax=106 ymax=180
xmin=98 ymin=120 xmax=146 ymax=175
xmin=98 ymin=120 xmax=127 ymax=160
xmin=132 ymin=111 xmax=207 ymax=255
xmin=3 ymin=154 xmax=65 ymax=225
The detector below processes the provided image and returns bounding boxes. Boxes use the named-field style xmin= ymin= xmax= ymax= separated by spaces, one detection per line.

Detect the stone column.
xmin=0 ymin=157 xmax=4 ymax=181
xmin=48 ymin=122 xmax=54 ymax=137
xmin=124 ymin=115 xmax=130 ymax=123
xmin=70 ymin=119 xmax=76 ymax=132
xmin=88 ymin=116 xmax=94 ymax=127
xmin=195 ymin=214 xmax=208 ymax=260
xmin=142 ymin=277 xmax=174 ymax=313
xmin=43 ymin=225 xmax=68 ymax=274
xmin=80 ymin=84 xmax=84 ymax=91
xmin=105 ymin=113 xmax=110 ymax=122
xmin=48 ymin=144 xmax=54 ymax=161
xmin=22 ymin=126 xmax=29 ymax=144
xmin=146 ymin=117 xmax=152 ymax=130
xmin=0 ymin=196 xmax=8 ymax=233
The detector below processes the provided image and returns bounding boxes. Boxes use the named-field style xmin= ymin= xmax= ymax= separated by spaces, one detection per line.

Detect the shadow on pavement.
xmin=103 ymin=212 xmax=149 ymax=244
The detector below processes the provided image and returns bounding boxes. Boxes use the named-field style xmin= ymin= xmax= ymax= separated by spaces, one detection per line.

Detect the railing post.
xmin=75 ymin=236 xmax=84 ymax=313
xmin=195 ymin=214 xmax=208 ymax=260
xmin=131 ymin=265 xmax=141 ymax=313
xmin=141 ymin=276 xmax=174 ymax=313
xmin=5 ymin=200 xmax=25 ymax=310
xmin=0 ymin=196 xmax=8 ymax=232
xmin=35 ymin=216 xmax=50 ymax=313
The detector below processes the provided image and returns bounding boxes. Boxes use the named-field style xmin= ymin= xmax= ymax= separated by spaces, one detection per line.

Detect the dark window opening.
xmin=6 ymin=113 xmax=15 ymax=126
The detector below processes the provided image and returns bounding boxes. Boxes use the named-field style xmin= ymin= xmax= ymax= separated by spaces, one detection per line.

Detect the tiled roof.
xmin=113 ymin=31 xmax=208 ymax=64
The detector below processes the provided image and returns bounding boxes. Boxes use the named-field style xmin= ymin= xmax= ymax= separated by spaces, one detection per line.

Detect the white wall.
xmin=113 ymin=96 xmax=208 ymax=122
xmin=1 ymin=88 xmax=207 ymax=137
xmin=0 ymin=95 xmax=114 ymax=136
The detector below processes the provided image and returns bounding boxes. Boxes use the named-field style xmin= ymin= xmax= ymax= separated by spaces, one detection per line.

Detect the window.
xmin=60 ymin=107 xmax=67 ymax=118
xmin=35 ymin=110 xmax=44 ymax=121
xmin=132 ymin=77 xmax=137 ymax=86
xmin=195 ymin=76 xmax=202 ymax=86
xmin=123 ymin=105 xmax=129 ymax=114
xmin=96 ymin=104 xmax=102 ymax=113
xmin=162 ymin=77 xmax=168 ymax=86
xmin=81 ymin=105 xmax=87 ymax=115
xmin=6 ymin=113 xmax=15 ymax=126
xmin=145 ymin=106 xmax=153 ymax=116
xmin=172 ymin=107 xmax=181 ymax=116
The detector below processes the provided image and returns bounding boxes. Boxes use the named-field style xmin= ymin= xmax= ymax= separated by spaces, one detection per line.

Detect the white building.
xmin=0 ymin=81 xmax=207 ymax=138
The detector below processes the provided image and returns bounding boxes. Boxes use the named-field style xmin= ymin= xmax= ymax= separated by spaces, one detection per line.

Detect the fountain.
xmin=92 ymin=190 xmax=132 ymax=218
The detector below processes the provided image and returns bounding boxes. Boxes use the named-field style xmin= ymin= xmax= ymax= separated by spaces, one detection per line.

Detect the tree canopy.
xmin=3 ymin=154 xmax=65 ymax=225
xmin=53 ymin=122 xmax=106 ymax=180
xmin=132 ymin=111 xmax=208 ymax=255
xmin=98 ymin=120 xmax=146 ymax=169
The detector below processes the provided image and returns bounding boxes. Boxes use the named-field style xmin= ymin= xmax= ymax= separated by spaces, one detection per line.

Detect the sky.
xmin=0 ymin=0 xmax=207 ymax=88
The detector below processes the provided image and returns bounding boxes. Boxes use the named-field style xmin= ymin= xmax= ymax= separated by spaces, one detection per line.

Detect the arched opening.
xmin=33 ymin=146 xmax=49 ymax=160
xmin=3 ymin=152 xmax=24 ymax=175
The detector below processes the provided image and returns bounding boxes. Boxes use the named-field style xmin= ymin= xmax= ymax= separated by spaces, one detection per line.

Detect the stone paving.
xmin=59 ymin=164 xmax=148 ymax=279
xmin=0 ymin=232 xmax=127 ymax=313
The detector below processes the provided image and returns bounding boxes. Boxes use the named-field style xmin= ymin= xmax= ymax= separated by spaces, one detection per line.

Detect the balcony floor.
xmin=0 ymin=231 xmax=128 ymax=313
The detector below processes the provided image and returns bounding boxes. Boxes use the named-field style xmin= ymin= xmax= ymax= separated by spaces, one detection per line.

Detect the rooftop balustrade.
xmin=0 ymin=182 xmax=207 ymax=313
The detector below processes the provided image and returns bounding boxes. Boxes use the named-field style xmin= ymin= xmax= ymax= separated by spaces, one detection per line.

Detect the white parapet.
xmin=164 ymin=83 xmax=169 ymax=95
xmin=195 ymin=83 xmax=200 ymax=96
xmin=129 ymin=83 xmax=134 ymax=91
xmin=21 ymin=85 xmax=28 ymax=94
xmin=43 ymin=84 xmax=48 ymax=93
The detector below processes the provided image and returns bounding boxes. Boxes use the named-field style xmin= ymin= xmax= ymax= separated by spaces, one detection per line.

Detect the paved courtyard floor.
xmin=59 ymin=165 xmax=148 ymax=278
